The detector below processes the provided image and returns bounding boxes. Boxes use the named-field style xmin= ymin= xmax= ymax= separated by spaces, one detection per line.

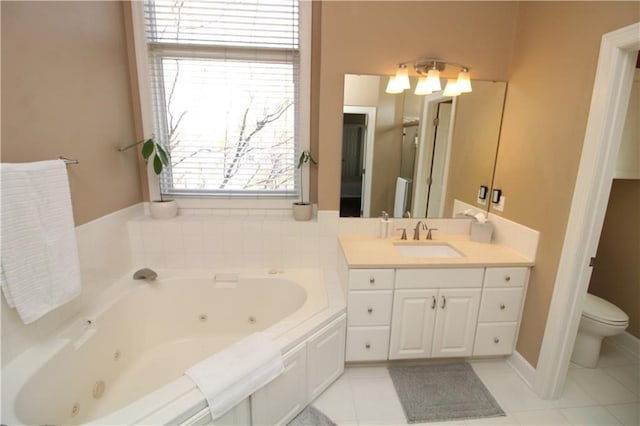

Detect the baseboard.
xmin=507 ymin=351 xmax=535 ymax=388
xmin=607 ymin=332 xmax=640 ymax=360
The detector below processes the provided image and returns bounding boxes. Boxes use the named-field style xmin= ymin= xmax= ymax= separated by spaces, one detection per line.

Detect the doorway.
xmin=534 ymin=23 xmax=640 ymax=399
xmin=341 ymin=107 xmax=376 ymax=217
xmin=411 ymin=95 xmax=455 ymax=218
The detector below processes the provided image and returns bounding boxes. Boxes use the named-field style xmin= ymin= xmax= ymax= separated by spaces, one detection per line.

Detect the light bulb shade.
xmin=456 ymin=70 xmax=472 ymax=93
xmin=395 ymin=65 xmax=411 ymax=90
xmin=443 ymin=79 xmax=461 ymax=97
xmin=414 ymin=77 xmax=433 ymax=95
xmin=425 ymin=69 xmax=442 ymax=92
xmin=385 ymin=76 xmax=404 ymax=94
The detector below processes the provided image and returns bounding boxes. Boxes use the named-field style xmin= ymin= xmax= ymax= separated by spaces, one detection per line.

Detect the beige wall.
xmin=588 ymin=180 xmax=640 ymax=338
xmin=318 ymin=1 xmax=519 ymax=210
xmin=1 ymin=1 xmax=142 ymax=225
xmin=491 ymin=2 xmax=639 ymax=365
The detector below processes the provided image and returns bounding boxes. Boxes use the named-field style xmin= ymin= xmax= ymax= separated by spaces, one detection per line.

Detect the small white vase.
xmin=292 ymin=202 xmax=313 ymax=221
xmin=149 ymin=200 xmax=178 ymax=219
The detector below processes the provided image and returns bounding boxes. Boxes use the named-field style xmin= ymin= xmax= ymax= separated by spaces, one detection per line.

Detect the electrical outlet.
xmin=494 ymin=195 xmax=506 ymax=212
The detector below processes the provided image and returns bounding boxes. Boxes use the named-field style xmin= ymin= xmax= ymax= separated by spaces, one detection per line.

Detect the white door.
xmin=432 ymin=289 xmax=481 ymax=357
xmin=388 ymin=289 xmax=438 ymax=360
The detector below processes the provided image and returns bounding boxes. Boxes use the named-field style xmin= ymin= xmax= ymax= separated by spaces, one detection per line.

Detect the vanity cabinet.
xmin=343 ymin=264 xmax=530 ymax=362
xmin=389 ymin=268 xmax=483 ymax=360
xmin=345 ymin=269 xmax=394 ymax=361
xmin=473 ymin=267 xmax=528 ymax=356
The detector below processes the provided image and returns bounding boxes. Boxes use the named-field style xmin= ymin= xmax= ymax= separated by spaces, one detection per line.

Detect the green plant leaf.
xmin=156 ymin=143 xmax=170 ymax=166
xmin=297 ymin=150 xmax=318 ymax=168
xmin=153 ymin=154 xmax=163 ymax=175
xmin=142 ymin=139 xmax=155 ymax=160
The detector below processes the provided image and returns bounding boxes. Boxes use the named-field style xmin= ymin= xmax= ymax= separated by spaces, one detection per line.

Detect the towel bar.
xmin=59 ymin=156 xmax=79 ymax=165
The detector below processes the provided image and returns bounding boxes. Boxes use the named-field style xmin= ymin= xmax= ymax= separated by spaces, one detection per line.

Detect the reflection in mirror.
xmin=341 ymin=74 xmax=507 ymax=218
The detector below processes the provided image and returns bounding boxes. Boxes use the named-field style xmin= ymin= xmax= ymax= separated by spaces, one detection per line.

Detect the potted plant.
xmin=119 ymin=138 xmax=177 ymax=219
xmin=293 ymin=150 xmax=318 ymax=221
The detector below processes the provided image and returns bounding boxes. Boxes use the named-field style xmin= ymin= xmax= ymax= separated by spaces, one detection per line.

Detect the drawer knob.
xmin=367 ymin=307 xmax=373 ymax=314
xmin=504 ymin=275 xmax=511 ymax=282
xmin=494 ymin=337 xmax=500 ymax=344
xmin=500 ymin=303 xmax=506 ymax=310
xmin=365 ymin=343 xmax=371 ymax=349
xmin=369 ymin=277 xmax=375 ymax=284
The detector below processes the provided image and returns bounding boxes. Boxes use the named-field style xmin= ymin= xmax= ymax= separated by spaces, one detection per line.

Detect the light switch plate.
xmin=494 ymin=195 xmax=505 ymax=212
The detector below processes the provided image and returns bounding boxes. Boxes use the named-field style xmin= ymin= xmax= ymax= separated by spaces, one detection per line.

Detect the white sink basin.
xmin=393 ymin=243 xmax=463 ymax=258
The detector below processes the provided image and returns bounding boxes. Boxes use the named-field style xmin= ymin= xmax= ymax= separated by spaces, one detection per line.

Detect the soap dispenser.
xmin=380 ymin=211 xmax=392 ymax=239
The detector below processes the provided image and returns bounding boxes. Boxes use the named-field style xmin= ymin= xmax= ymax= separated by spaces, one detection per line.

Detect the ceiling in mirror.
xmin=340 ymin=74 xmax=507 ymax=219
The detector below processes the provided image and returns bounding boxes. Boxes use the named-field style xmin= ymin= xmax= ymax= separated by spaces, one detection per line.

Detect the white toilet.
xmin=571 ymin=293 xmax=629 ymax=368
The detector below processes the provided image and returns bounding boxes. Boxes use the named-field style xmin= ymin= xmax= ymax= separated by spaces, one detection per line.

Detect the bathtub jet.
xmin=133 ymin=268 xmax=157 ymax=281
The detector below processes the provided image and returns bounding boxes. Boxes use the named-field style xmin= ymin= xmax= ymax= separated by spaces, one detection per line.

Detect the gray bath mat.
xmin=388 ymin=362 xmax=505 ymax=423
xmin=287 ymin=405 xmax=336 ymax=426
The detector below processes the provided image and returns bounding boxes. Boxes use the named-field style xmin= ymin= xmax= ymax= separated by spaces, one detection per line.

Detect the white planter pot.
xmin=292 ymin=202 xmax=313 ymax=221
xmin=149 ymin=200 xmax=178 ymax=219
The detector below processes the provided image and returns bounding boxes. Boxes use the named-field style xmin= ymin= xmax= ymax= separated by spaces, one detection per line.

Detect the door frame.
xmin=534 ymin=22 xmax=640 ymax=399
xmin=343 ymin=106 xmax=376 ymax=217
xmin=412 ymin=94 xmax=457 ymax=217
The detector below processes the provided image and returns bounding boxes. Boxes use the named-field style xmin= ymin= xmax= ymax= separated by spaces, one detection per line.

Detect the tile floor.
xmin=313 ymin=341 xmax=639 ymax=425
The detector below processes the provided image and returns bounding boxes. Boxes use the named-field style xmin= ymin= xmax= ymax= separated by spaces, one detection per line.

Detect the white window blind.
xmin=143 ymin=0 xmax=300 ymax=197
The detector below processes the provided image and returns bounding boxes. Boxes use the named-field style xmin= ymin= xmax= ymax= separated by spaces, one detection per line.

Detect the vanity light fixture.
xmin=386 ymin=59 xmax=472 ymax=96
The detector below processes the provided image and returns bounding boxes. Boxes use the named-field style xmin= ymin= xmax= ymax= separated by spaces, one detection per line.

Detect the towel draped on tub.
xmin=185 ymin=332 xmax=284 ymax=420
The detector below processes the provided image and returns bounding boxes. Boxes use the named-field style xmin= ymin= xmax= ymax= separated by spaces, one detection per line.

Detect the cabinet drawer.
xmin=473 ymin=323 xmax=518 ymax=356
xmin=348 ymin=291 xmax=393 ymax=326
xmin=484 ymin=267 xmax=528 ymax=288
xmin=349 ymin=269 xmax=394 ymax=290
xmin=478 ymin=288 xmax=524 ymax=322
xmin=395 ymin=268 xmax=484 ymax=289
xmin=346 ymin=326 xmax=390 ymax=361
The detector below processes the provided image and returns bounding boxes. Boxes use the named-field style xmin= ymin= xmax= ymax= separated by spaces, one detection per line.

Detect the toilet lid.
xmin=583 ymin=293 xmax=629 ymax=324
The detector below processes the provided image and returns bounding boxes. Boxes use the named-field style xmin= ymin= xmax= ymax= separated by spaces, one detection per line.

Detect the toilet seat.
xmin=583 ymin=293 xmax=629 ymax=325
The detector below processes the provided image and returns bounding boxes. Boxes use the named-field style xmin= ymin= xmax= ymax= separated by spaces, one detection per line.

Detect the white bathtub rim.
xmin=1 ymin=267 xmax=344 ymax=425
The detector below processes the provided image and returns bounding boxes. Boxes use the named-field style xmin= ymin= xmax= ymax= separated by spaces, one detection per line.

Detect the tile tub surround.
xmin=127 ymin=210 xmax=342 ymax=271
xmin=1 ymin=204 xmax=143 ymax=366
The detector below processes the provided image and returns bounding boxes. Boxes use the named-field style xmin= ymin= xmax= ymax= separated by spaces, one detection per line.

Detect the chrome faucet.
xmin=133 ymin=268 xmax=157 ymax=281
xmin=413 ymin=221 xmax=427 ymax=240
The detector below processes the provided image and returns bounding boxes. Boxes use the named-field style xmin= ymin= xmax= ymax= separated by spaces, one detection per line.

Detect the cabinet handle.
xmin=494 ymin=337 xmax=500 ymax=344
xmin=369 ymin=277 xmax=375 ymax=285
xmin=441 ymin=296 xmax=446 ymax=309
xmin=365 ymin=343 xmax=371 ymax=349
xmin=367 ymin=307 xmax=373 ymax=314
xmin=431 ymin=296 xmax=437 ymax=309
xmin=500 ymin=303 xmax=506 ymax=310
xmin=504 ymin=275 xmax=511 ymax=282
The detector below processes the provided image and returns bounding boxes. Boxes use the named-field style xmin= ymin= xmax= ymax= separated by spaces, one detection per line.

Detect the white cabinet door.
xmin=307 ymin=315 xmax=346 ymax=401
xmin=388 ymin=289 xmax=438 ymax=360
xmin=251 ymin=343 xmax=307 ymax=426
xmin=432 ymin=288 xmax=481 ymax=358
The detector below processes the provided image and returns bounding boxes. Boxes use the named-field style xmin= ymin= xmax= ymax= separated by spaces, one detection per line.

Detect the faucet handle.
xmin=396 ymin=228 xmax=408 ymax=240
xmin=426 ymin=228 xmax=438 ymax=240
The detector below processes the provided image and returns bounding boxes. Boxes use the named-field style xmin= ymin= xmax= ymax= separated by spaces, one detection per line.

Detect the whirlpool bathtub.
xmin=1 ymin=268 xmax=345 ymax=425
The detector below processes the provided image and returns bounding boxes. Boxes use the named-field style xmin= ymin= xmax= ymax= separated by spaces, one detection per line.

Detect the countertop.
xmin=338 ymin=235 xmax=535 ymax=269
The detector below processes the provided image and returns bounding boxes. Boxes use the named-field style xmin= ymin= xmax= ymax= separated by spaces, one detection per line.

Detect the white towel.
xmin=185 ymin=332 xmax=284 ymax=420
xmin=394 ymin=177 xmax=410 ymax=218
xmin=1 ymin=160 xmax=81 ymax=324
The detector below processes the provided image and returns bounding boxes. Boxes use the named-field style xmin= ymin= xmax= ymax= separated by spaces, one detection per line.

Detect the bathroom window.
xmin=139 ymin=0 xmax=309 ymax=199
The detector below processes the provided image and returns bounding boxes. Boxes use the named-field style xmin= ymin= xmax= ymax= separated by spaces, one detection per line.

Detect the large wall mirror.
xmin=341 ymin=74 xmax=507 ymax=218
